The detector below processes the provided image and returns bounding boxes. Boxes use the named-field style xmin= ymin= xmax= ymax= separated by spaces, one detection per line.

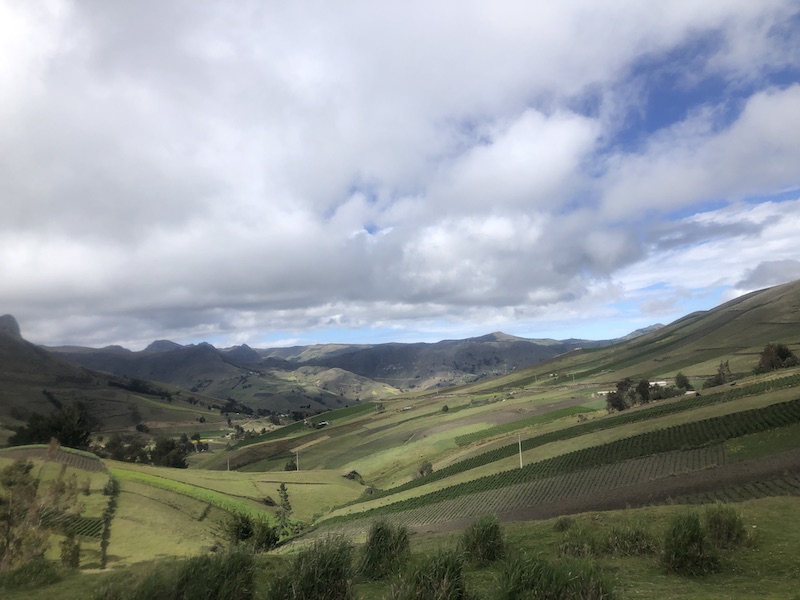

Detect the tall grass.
xmin=386 ymin=548 xmax=468 ymax=600
xmin=91 ymin=551 xmax=255 ymax=600
xmin=460 ymin=515 xmax=506 ymax=566
xmin=358 ymin=520 xmax=410 ymax=580
xmin=704 ymin=503 xmax=747 ymax=549
xmin=661 ymin=512 xmax=719 ymax=577
xmin=265 ymin=536 xmax=355 ymax=600
xmin=497 ymin=554 xmax=615 ymax=600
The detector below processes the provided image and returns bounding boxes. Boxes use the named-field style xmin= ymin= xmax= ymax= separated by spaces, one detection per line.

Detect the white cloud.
xmin=1 ymin=1 xmax=798 ymax=348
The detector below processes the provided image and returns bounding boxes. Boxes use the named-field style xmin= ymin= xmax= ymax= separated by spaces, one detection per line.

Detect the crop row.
xmin=0 ymin=445 xmax=107 ymax=472
xmin=353 ymin=373 xmax=800 ymax=504
xmin=41 ymin=510 xmax=104 ymax=539
xmin=672 ymin=474 xmax=800 ymax=505
xmin=454 ymin=405 xmax=592 ymax=446
xmin=110 ymin=466 xmax=268 ymax=518
xmin=332 ymin=397 xmax=800 ymax=523
xmin=326 ymin=446 xmax=726 ymax=530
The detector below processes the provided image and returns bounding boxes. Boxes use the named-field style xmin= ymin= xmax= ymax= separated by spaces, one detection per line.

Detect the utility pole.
xmin=227 ymin=457 xmax=230 ymax=471
xmin=518 ymin=433 xmax=523 ymax=469
xmin=296 ymin=451 xmax=300 ymax=471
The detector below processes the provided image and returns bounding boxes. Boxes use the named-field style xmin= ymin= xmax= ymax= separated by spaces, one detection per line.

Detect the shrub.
xmin=704 ymin=503 xmax=746 ymax=549
xmin=553 ymin=516 xmax=574 ymax=532
xmin=605 ymin=523 xmax=657 ymax=556
xmin=662 ymin=512 xmax=719 ymax=576
xmin=461 ymin=515 xmax=506 ymax=566
xmin=498 ymin=554 xmax=615 ymax=600
xmin=358 ymin=520 xmax=410 ymax=580
xmin=387 ymin=548 xmax=467 ymax=600
xmin=266 ymin=536 xmax=355 ymax=600
xmin=224 ymin=513 xmax=279 ymax=553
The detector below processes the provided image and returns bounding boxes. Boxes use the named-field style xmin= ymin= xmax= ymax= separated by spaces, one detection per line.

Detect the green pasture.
xmin=108 ymin=461 xmax=363 ymax=521
xmin=110 ymin=479 xmax=227 ymax=565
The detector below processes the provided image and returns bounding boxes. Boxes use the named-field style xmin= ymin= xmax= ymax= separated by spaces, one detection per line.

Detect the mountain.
xmin=142 ymin=339 xmax=183 ymax=354
xmin=51 ymin=330 xmax=628 ymax=402
xmin=0 ymin=323 xmax=229 ymax=444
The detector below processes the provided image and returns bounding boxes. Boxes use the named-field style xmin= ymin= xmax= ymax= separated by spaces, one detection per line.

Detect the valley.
xmin=1 ymin=279 xmax=800 ymax=598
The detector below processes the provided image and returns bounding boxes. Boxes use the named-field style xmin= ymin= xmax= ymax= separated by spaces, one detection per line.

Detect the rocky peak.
xmin=0 ymin=314 xmax=21 ymax=339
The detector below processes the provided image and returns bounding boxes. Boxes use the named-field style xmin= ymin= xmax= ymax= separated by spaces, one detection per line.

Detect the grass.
xmin=460 ymin=515 xmax=506 ymax=566
xmin=3 ymin=496 xmax=800 ymax=599
xmin=725 ymin=421 xmax=800 ymax=462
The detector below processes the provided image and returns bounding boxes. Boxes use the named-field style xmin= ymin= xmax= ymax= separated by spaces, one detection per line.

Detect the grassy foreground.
xmin=2 ymin=496 xmax=798 ymax=599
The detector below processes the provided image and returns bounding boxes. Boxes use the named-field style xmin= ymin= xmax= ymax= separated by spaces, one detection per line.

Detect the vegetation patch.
xmin=460 ymin=515 xmax=506 ymax=566
xmin=357 ymin=520 xmax=410 ymax=580
xmin=265 ymin=536 xmax=355 ymax=600
xmin=497 ymin=554 xmax=615 ymax=600
xmin=110 ymin=466 xmax=265 ymax=518
xmin=661 ymin=511 xmax=719 ymax=577
xmin=91 ymin=550 xmax=256 ymax=600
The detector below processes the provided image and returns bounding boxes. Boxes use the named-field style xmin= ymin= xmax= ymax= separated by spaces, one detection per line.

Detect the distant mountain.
xmin=48 ymin=323 xmax=665 ymax=404
xmin=142 ymin=339 xmax=183 ymax=354
xmin=616 ymin=324 xmax=665 ymax=342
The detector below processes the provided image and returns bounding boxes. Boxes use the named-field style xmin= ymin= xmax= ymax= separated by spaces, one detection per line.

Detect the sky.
xmin=2 ymin=1 xmax=800 ymax=351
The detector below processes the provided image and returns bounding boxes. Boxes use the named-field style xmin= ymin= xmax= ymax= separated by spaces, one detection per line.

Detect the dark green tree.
xmin=755 ymin=342 xmax=798 ymax=373
xmin=675 ymin=372 xmax=693 ymax=390
xmin=277 ymin=483 xmax=292 ymax=534
xmin=9 ymin=402 xmax=97 ymax=450
xmin=636 ymin=379 xmax=651 ymax=404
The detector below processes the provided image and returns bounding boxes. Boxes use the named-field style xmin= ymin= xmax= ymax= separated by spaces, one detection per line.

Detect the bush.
xmin=498 ymin=554 xmax=615 ymax=600
xmin=553 ymin=516 xmax=574 ymax=532
xmin=461 ymin=515 xmax=506 ymax=566
xmin=224 ymin=513 xmax=279 ymax=553
xmin=265 ymin=536 xmax=355 ymax=600
xmin=704 ymin=503 xmax=746 ymax=549
xmin=358 ymin=520 xmax=410 ymax=580
xmin=662 ymin=512 xmax=719 ymax=576
xmin=387 ymin=548 xmax=467 ymax=600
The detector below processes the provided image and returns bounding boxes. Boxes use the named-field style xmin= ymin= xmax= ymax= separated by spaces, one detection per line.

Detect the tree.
xmin=755 ymin=342 xmax=798 ymax=373
xmin=103 ymin=433 xmax=149 ymax=463
xmin=635 ymin=379 xmax=651 ymax=404
xmin=277 ymin=483 xmax=292 ymax=534
xmin=9 ymin=402 xmax=97 ymax=450
xmin=150 ymin=437 xmax=189 ymax=468
xmin=0 ymin=459 xmax=47 ymax=571
xmin=0 ymin=455 xmax=83 ymax=572
xmin=703 ymin=360 xmax=732 ymax=389
xmin=60 ymin=529 xmax=81 ymax=569
xmin=415 ymin=461 xmax=434 ymax=479
xmin=675 ymin=372 xmax=693 ymax=390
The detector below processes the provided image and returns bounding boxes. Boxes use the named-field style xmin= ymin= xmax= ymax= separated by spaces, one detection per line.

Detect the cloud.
xmin=1 ymin=1 xmax=799 ymax=349
xmin=736 ymin=260 xmax=800 ymax=291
